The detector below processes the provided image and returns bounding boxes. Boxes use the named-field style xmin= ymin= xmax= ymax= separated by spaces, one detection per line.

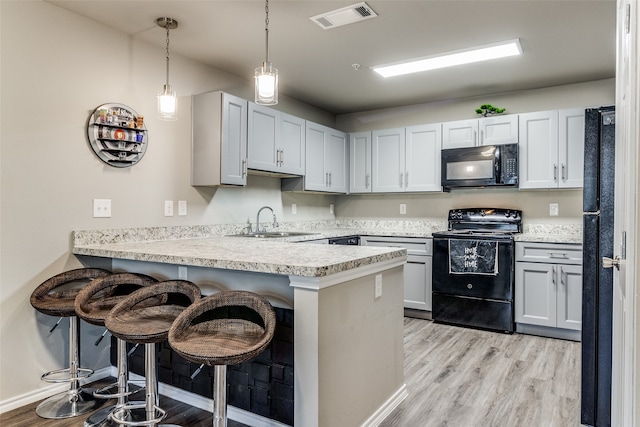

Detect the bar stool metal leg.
xmin=84 ymin=338 xmax=145 ymax=427
xmin=109 ymin=343 xmax=179 ymax=427
xmin=213 ymin=365 xmax=227 ymax=427
xmin=36 ymin=316 xmax=103 ymax=419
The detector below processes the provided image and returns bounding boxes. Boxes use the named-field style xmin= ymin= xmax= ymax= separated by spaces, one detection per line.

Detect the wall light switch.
xmin=93 ymin=199 xmax=111 ymax=218
xmin=164 ymin=200 xmax=174 ymax=217
xmin=178 ymin=200 xmax=187 ymax=216
xmin=400 ymin=204 xmax=407 ymax=215
xmin=549 ymin=203 xmax=559 ymax=216
xmin=292 ymin=203 xmax=297 ymax=215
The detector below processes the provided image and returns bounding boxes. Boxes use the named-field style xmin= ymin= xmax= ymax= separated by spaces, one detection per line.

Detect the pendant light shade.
xmin=255 ymin=62 xmax=278 ymax=105
xmin=157 ymin=17 xmax=178 ymax=120
xmin=255 ymin=0 xmax=278 ymax=105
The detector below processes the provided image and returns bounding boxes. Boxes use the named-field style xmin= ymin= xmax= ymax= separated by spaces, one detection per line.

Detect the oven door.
xmin=432 ymin=235 xmax=515 ymax=333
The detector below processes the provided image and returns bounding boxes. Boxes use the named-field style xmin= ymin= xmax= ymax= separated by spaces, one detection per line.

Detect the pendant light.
xmin=157 ymin=17 xmax=178 ymax=120
xmin=255 ymin=0 xmax=278 ymax=105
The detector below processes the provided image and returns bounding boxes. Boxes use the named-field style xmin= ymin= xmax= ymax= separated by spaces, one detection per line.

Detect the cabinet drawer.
xmin=361 ymin=236 xmax=432 ymax=256
xmin=516 ymin=242 xmax=582 ymax=264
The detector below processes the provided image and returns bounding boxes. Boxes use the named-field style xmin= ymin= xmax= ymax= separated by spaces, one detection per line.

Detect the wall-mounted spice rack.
xmin=87 ymin=103 xmax=147 ymax=167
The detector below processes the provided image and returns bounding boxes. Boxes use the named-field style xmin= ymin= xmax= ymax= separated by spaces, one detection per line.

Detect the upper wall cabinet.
xmin=442 ymin=115 xmax=518 ymax=148
xmin=519 ymin=108 xmax=585 ymax=189
xmin=371 ymin=124 xmax=442 ymax=193
xmin=248 ymin=103 xmax=305 ymax=176
xmin=349 ymin=131 xmax=372 ymax=193
xmin=304 ymin=121 xmax=348 ymax=193
xmin=192 ymin=91 xmax=247 ymax=186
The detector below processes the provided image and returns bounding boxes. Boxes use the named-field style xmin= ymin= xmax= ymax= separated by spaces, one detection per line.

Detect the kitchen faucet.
xmin=255 ymin=206 xmax=278 ymax=233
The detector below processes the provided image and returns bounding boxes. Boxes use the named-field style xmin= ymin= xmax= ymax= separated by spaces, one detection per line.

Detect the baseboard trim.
xmin=0 ymin=367 xmax=113 ymax=414
xmin=360 ymin=384 xmax=408 ymax=427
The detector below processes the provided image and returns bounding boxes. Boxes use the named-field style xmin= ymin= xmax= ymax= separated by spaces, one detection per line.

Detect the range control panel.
xmin=447 ymin=208 xmax=523 ymax=233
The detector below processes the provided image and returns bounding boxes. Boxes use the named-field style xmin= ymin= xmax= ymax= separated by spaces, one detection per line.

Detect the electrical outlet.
xmin=292 ymin=203 xmax=297 ymax=215
xmin=178 ymin=266 xmax=188 ymax=280
xmin=549 ymin=203 xmax=559 ymax=216
xmin=164 ymin=200 xmax=174 ymax=217
xmin=400 ymin=204 xmax=407 ymax=215
xmin=178 ymin=200 xmax=187 ymax=216
xmin=329 ymin=204 xmax=334 ymax=214
xmin=93 ymin=199 xmax=111 ymax=218
xmin=374 ymin=274 xmax=382 ymax=299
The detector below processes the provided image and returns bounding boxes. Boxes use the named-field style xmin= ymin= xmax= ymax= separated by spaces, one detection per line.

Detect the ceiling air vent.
xmin=310 ymin=2 xmax=378 ymax=30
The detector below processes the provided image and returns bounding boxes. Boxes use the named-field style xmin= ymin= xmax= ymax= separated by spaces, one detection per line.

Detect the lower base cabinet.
xmin=515 ymin=242 xmax=582 ymax=340
xmin=360 ymin=236 xmax=432 ymax=313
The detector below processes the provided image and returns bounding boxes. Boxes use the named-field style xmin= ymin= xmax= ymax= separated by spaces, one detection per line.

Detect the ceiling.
xmin=46 ymin=0 xmax=616 ymax=115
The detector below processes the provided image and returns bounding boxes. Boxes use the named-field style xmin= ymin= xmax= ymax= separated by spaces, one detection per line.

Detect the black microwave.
xmin=441 ymin=143 xmax=518 ymax=191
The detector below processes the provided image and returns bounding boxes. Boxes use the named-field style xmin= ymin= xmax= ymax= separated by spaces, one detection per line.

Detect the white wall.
xmin=0 ymin=0 xmax=334 ymax=406
xmin=334 ymin=79 xmax=616 ymax=225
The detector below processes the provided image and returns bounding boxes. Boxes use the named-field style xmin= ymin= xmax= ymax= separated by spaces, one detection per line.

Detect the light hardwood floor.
xmin=381 ymin=317 xmax=581 ymax=427
xmin=1 ymin=318 xmax=580 ymax=426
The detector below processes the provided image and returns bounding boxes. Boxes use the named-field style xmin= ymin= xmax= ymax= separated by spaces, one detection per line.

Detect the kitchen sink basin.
xmin=227 ymin=231 xmax=317 ymax=238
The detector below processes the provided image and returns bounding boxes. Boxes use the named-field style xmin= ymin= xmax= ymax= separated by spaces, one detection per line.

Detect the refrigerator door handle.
xmin=602 ymin=256 xmax=621 ymax=270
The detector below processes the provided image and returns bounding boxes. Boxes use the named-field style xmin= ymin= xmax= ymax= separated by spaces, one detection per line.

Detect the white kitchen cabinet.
xmin=441 ymin=115 xmax=518 ymax=148
xmin=372 ymin=128 xmax=405 ymax=192
xmin=360 ymin=236 xmax=432 ymax=314
xmin=349 ymin=131 xmax=372 ymax=193
xmin=371 ymin=124 xmax=442 ymax=193
xmin=248 ymin=103 xmax=305 ymax=176
xmin=304 ymin=121 xmax=348 ymax=193
xmin=518 ymin=108 xmax=585 ymax=189
xmin=405 ymin=124 xmax=442 ymax=192
xmin=515 ymin=242 xmax=582 ymax=340
xmin=192 ymin=91 xmax=247 ymax=186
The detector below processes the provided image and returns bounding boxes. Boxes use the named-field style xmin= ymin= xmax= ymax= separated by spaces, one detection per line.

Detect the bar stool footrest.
xmin=109 ymin=403 xmax=166 ymax=426
xmin=93 ymin=381 xmax=143 ymax=399
xmin=41 ymin=367 xmax=94 ymax=383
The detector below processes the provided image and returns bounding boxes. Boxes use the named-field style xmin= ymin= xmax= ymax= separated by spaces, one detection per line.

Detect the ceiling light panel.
xmin=310 ymin=2 xmax=377 ymax=30
xmin=372 ymin=39 xmax=523 ymax=78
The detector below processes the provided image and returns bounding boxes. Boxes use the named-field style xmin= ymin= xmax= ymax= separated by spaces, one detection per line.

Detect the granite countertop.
xmin=73 ymin=235 xmax=406 ymax=278
xmin=72 ymin=219 xmax=582 ymax=277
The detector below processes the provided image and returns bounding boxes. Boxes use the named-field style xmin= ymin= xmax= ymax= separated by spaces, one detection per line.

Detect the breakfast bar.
xmin=72 ymin=229 xmax=408 ymax=427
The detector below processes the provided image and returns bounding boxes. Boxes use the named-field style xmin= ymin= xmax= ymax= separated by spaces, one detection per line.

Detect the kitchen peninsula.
xmin=72 ymin=227 xmax=408 ymax=427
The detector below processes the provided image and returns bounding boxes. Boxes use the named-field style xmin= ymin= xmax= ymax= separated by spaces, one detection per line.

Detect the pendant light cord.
xmin=265 ymin=0 xmax=270 ymax=63
xmin=165 ymin=23 xmax=171 ymax=87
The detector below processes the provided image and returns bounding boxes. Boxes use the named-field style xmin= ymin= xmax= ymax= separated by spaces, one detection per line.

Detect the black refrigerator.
xmin=581 ymin=105 xmax=615 ymax=427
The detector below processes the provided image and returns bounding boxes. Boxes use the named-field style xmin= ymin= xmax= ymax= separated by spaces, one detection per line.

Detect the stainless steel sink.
xmin=227 ymin=231 xmax=316 ymax=238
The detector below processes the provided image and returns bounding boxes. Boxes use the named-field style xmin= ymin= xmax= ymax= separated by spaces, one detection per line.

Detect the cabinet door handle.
xmin=554 ymin=164 xmax=558 ymax=182
xmin=473 ymin=130 xmax=477 ymax=146
xmin=561 ymin=163 xmax=566 ymax=181
xmin=325 ymin=172 xmax=329 ymax=187
xmin=560 ymin=266 xmax=566 ymax=286
xmin=480 ymin=130 xmax=484 ymax=145
xmin=552 ymin=266 xmax=557 ymax=285
xmin=328 ymin=172 xmax=332 ymax=187
xmin=366 ymin=174 xmax=370 ymax=188
xmin=242 ymin=159 xmax=247 ymax=178
xmin=400 ymin=172 xmax=404 ymax=187
xmin=548 ymin=252 xmax=568 ymax=259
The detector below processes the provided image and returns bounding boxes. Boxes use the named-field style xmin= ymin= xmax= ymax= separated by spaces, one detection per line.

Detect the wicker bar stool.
xmin=74 ymin=272 xmax=160 ymax=427
xmin=168 ymin=291 xmax=276 ymax=427
xmin=30 ymin=267 xmax=112 ymax=419
xmin=105 ymin=280 xmax=201 ymax=427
